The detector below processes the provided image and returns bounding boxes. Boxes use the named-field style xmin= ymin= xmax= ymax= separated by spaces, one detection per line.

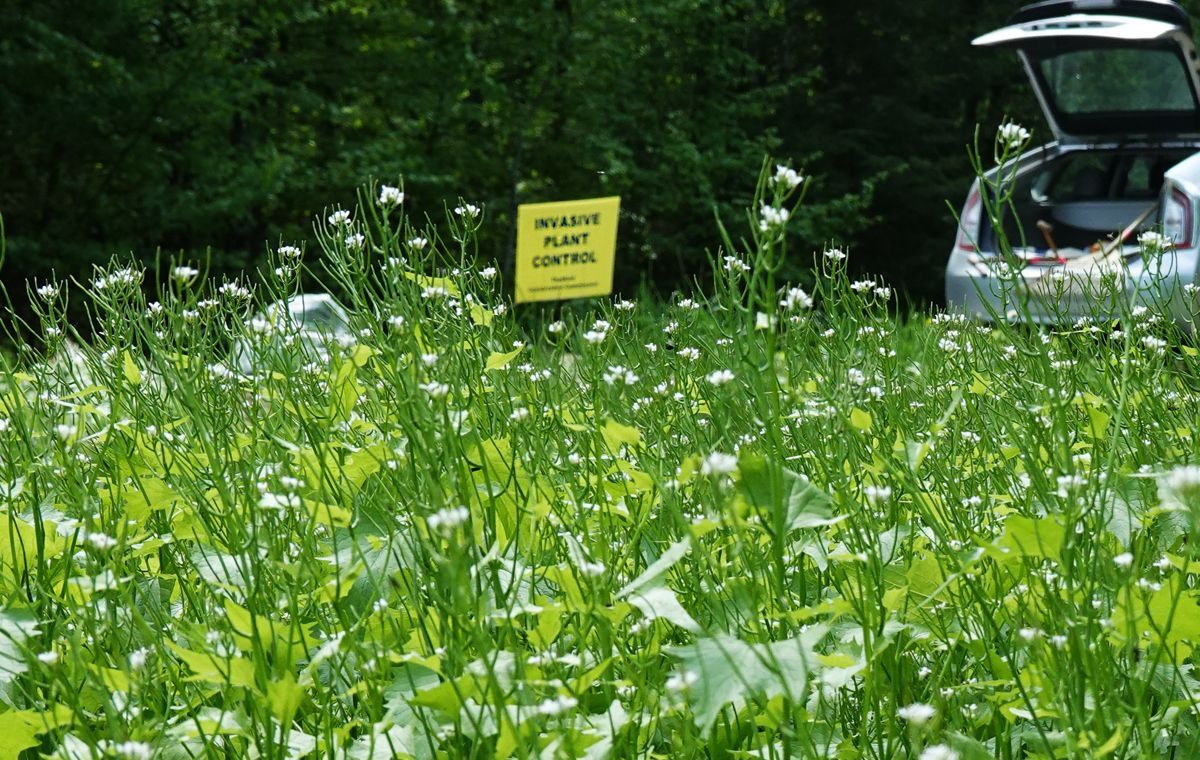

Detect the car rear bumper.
xmin=945 ymin=248 xmax=1200 ymax=325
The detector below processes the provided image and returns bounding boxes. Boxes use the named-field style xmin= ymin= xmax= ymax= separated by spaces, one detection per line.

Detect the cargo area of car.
xmin=983 ymin=148 xmax=1192 ymax=256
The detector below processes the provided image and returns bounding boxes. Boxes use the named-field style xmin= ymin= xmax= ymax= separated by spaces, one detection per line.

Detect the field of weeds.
xmin=2 ymin=153 xmax=1200 ymax=759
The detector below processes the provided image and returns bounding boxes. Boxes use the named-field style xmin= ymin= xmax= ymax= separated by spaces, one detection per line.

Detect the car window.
xmin=1038 ymin=47 xmax=1195 ymax=114
xmin=1047 ymin=154 xmax=1112 ymax=200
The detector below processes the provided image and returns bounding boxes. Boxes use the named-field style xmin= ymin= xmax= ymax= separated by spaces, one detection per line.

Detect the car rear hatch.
xmin=974 ymin=0 xmax=1200 ymax=145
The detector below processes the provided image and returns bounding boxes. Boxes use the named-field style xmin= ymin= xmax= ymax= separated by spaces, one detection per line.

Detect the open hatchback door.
xmin=974 ymin=0 xmax=1200 ymax=144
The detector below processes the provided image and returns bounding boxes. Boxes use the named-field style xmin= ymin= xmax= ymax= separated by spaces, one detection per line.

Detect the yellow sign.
xmin=515 ymin=196 xmax=620 ymax=303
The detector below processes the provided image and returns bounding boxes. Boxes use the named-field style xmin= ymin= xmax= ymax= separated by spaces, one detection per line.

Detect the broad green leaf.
xmin=267 ymin=673 xmax=305 ymax=724
xmin=993 ymin=515 xmax=1065 ymax=564
xmin=167 ymin=642 xmax=259 ymax=691
xmin=223 ymin=598 xmax=312 ymax=666
xmin=122 ymin=351 xmax=142 ymax=385
xmin=617 ymin=539 xmax=690 ymax=597
xmin=626 ymin=587 xmax=700 ymax=632
xmin=602 ymin=419 xmax=641 ymax=450
xmin=484 ymin=347 xmax=522 ymax=371
xmin=0 ymin=711 xmax=42 ymax=760
xmin=1112 ymin=576 xmax=1200 ymax=661
xmin=737 ymin=456 xmax=841 ymax=532
xmin=347 ymin=724 xmax=415 ymax=759
xmin=849 ymin=407 xmax=872 ymax=431
xmin=402 ymin=271 xmax=460 ymax=296
xmin=0 ymin=514 xmax=65 ymax=581
xmin=668 ymin=627 xmax=825 ymax=734
xmin=351 ymin=344 xmax=375 ymax=367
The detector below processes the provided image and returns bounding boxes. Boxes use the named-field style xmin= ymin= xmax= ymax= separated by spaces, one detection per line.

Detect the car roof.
xmin=1010 ymin=0 xmax=1191 ymax=33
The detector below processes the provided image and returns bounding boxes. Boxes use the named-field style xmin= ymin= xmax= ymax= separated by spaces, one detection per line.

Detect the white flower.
xmin=997 ymin=122 xmax=1030 ymax=151
xmin=678 ymin=347 xmax=700 ymax=361
xmin=85 ymin=532 xmax=117 ymax=551
xmin=614 ymin=298 xmax=636 ymax=311
xmin=378 ymin=185 xmax=404 ymax=207
xmin=427 ymin=506 xmax=469 ymax=531
xmin=345 ymin=233 xmax=366 ymax=250
xmin=755 ymin=312 xmax=773 ymax=330
xmin=129 ymin=647 xmax=150 ymax=670
xmin=536 ymin=694 xmax=578 ymax=717
xmin=582 ymin=329 xmax=607 ymax=345
xmin=666 ymin=669 xmax=699 ymax=692
xmin=701 ymin=452 xmax=738 ymax=476
xmin=774 ymin=164 xmax=803 ymax=190
xmin=419 ymin=381 xmax=450 ymax=398
xmin=36 ymin=283 xmax=60 ymax=300
xmin=1159 ymin=464 xmax=1200 ymax=511
xmin=93 ymin=268 xmax=142 ymax=291
xmin=919 ymin=745 xmax=959 ymax=760
xmin=1142 ymin=335 xmax=1167 ymax=352
xmin=110 ymin=741 xmax=154 ymax=760
xmin=455 ymin=203 xmax=480 ymax=218
xmin=328 ymin=209 xmax=352 ymax=226
xmin=897 ymin=702 xmax=936 ymax=725
xmin=824 ymin=248 xmax=847 ymax=262
xmin=408 ymin=236 xmax=429 ymax=250
xmin=1114 ymin=552 xmax=1134 ymax=568
xmin=37 ymin=650 xmax=59 ymax=665
xmin=259 ymin=492 xmax=300 ymax=510
xmin=547 ymin=321 xmax=565 ymax=334
xmin=724 ymin=255 xmax=750 ymax=274
xmin=1138 ymin=230 xmax=1172 ymax=250
xmin=218 ymin=281 xmax=252 ymax=300
xmin=780 ymin=286 xmax=813 ymax=310
xmin=847 ymin=368 xmax=865 ymax=386
xmin=864 ymin=485 xmax=892 ymax=503
xmin=278 ymin=245 xmax=302 ymax=260
xmin=706 ymin=369 xmax=735 ymax=386
xmin=603 ymin=366 xmax=639 ymax=386
xmin=480 ymin=266 xmax=498 ymax=280
xmin=759 ymin=204 xmax=790 ymax=231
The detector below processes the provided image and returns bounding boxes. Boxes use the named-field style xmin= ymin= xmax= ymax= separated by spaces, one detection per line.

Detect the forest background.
xmin=6 ymin=0 xmax=1196 ymax=320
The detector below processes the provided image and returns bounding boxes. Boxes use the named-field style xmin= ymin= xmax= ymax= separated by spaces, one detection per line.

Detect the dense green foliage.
xmin=1 ymin=0 xmax=1062 ymax=315
xmin=3 ymin=156 xmax=1200 ymax=757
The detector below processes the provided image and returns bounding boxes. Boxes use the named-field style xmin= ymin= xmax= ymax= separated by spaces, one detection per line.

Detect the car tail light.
xmin=1163 ymin=187 xmax=1194 ymax=248
xmin=956 ymin=185 xmax=982 ymax=252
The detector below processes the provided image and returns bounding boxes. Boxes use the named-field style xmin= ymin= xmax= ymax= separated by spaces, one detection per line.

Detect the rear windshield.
xmin=1038 ymin=47 xmax=1196 ymax=114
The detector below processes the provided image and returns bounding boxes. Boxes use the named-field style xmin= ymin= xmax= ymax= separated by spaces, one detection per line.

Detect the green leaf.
xmin=993 ymin=515 xmax=1065 ymax=564
xmin=0 ymin=610 xmax=37 ymax=704
xmin=167 ymin=642 xmax=259 ymax=691
xmin=737 ymin=456 xmax=841 ymax=532
xmin=849 ymin=407 xmax=872 ymax=431
xmin=0 ymin=705 xmax=75 ymax=758
xmin=351 ymin=344 xmax=375 ymax=367
xmin=626 ymin=587 xmax=700 ymax=632
xmin=0 ymin=712 xmax=38 ymax=760
xmin=122 ymin=351 xmax=142 ymax=385
xmin=347 ymin=723 xmax=415 ymax=759
xmin=668 ymin=628 xmax=824 ymax=734
xmin=484 ymin=347 xmax=522 ymax=371
xmin=1112 ymin=576 xmax=1200 ymax=661
xmin=601 ymin=419 xmax=641 ymax=450
xmin=617 ymin=539 xmax=690 ymax=597
xmin=267 ymin=673 xmax=305 ymax=724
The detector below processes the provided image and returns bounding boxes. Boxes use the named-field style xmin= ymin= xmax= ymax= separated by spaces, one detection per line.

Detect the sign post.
xmin=514 ymin=196 xmax=620 ymax=303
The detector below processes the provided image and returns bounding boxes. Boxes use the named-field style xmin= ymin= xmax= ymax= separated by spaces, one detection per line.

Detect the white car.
xmin=946 ymin=0 xmax=1200 ymax=324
